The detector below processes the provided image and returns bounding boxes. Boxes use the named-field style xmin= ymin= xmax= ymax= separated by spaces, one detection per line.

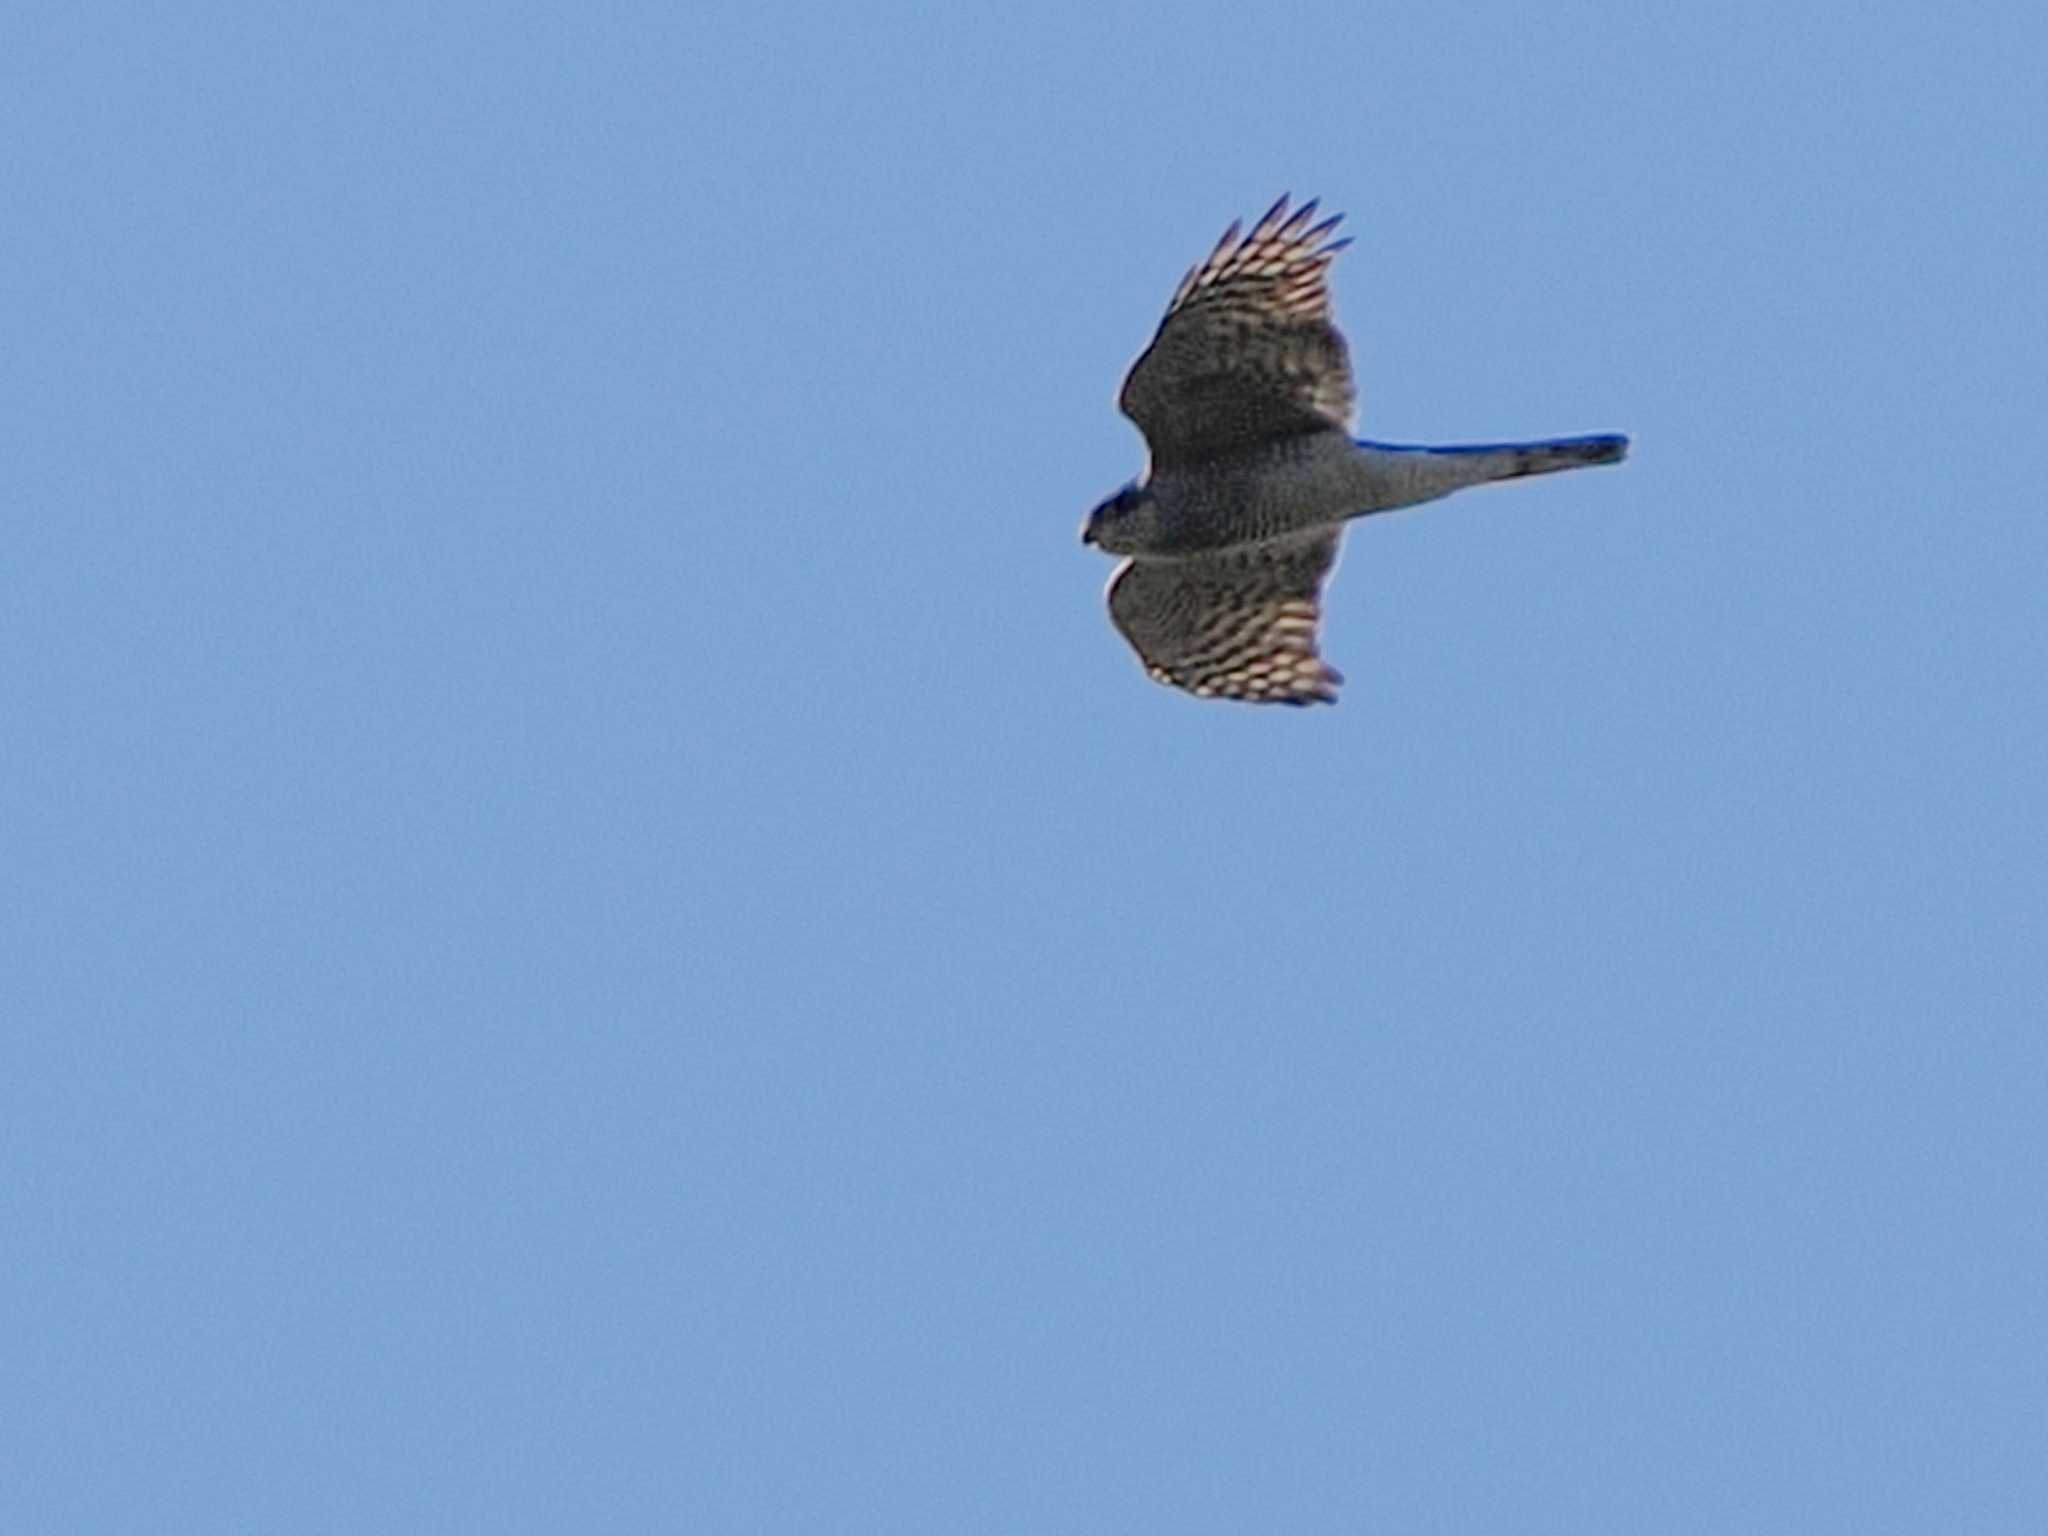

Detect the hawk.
xmin=1082 ymin=195 xmax=1629 ymax=705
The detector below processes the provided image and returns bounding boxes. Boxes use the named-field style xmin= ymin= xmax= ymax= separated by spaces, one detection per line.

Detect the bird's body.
xmin=1130 ymin=430 xmax=1367 ymax=554
xmin=1103 ymin=430 xmax=1627 ymax=557
xmin=1082 ymin=196 xmax=1629 ymax=705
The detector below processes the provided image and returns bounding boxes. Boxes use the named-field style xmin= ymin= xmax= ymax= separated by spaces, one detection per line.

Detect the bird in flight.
xmin=1082 ymin=195 xmax=1628 ymax=705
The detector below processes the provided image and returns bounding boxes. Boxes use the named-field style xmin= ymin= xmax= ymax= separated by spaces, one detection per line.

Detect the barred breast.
xmin=1147 ymin=429 xmax=1368 ymax=552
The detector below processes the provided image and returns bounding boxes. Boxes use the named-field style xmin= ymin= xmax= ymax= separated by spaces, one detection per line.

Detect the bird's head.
xmin=1080 ymin=482 xmax=1157 ymax=555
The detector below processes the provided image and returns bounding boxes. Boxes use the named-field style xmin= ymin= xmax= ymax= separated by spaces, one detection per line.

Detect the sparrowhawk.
xmin=1082 ymin=195 xmax=1629 ymax=706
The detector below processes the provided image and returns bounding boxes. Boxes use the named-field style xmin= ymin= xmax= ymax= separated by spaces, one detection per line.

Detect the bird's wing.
xmin=1106 ymin=533 xmax=1345 ymax=705
xmin=1118 ymin=196 xmax=1355 ymax=470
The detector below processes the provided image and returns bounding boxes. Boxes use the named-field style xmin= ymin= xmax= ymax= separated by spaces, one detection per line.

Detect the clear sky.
xmin=5 ymin=3 xmax=2045 ymax=1531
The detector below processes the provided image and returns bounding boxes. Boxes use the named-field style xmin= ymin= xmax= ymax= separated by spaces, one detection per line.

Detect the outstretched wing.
xmin=1118 ymin=196 xmax=1355 ymax=470
xmin=1106 ymin=533 xmax=1345 ymax=706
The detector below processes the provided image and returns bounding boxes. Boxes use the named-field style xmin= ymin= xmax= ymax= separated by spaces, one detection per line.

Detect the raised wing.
xmin=1118 ymin=196 xmax=1355 ymax=470
xmin=1106 ymin=533 xmax=1345 ymax=706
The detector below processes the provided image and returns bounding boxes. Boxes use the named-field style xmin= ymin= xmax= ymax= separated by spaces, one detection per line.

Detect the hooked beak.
xmin=1079 ymin=519 xmax=1096 ymax=547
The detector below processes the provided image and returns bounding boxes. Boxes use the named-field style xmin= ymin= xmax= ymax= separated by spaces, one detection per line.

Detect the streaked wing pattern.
xmin=1106 ymin=533 xmax=1345 ymax=705
xmin=1118 ymin=196 xmax=1355 ymax=469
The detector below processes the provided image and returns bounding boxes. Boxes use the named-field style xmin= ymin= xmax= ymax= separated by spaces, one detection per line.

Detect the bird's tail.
xmin=1349 ymin=433 xmax=1629 ymax=513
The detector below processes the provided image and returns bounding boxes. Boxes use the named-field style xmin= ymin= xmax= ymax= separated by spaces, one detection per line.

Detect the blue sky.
xmin=5 ymin=2 xmax=2045 ymax=1531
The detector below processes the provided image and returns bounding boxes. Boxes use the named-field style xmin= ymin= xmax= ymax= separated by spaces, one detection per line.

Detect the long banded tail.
xmin=1349 ymin=432 xmax=1629 ymax=514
